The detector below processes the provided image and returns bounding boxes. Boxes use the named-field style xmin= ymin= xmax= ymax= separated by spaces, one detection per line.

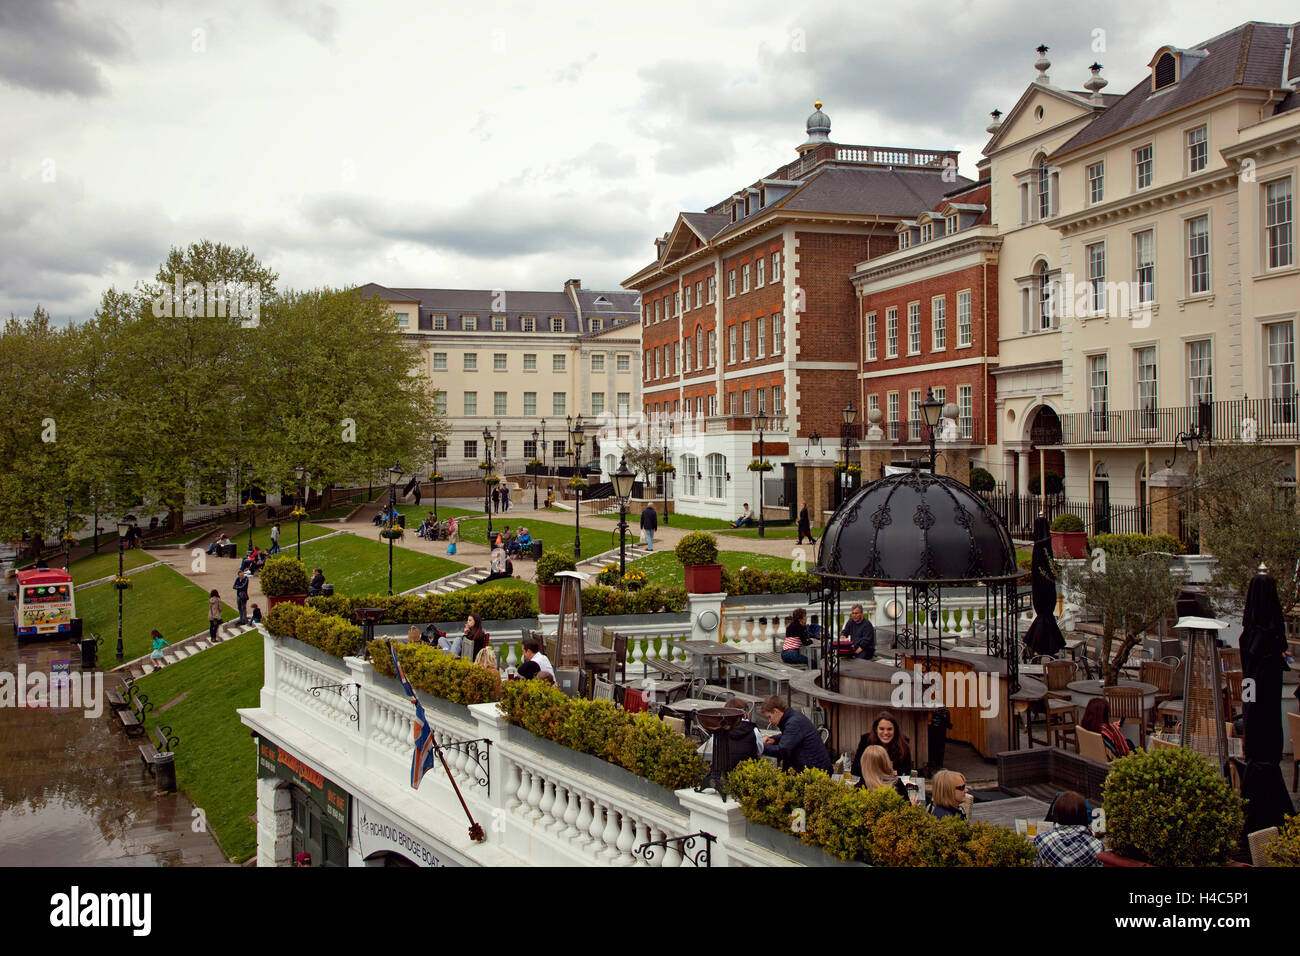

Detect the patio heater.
xmin=611 ymin=456 xmax=636 ymax=577
xmin=695 ymin=707 xmax=745 ymax=800
xmin=1174 ymin=615 xmax=1231 ymax=777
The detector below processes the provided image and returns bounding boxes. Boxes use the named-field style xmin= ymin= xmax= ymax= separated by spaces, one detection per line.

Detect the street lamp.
xmin=482 ymin=427 xmax=494 ymax=534
xmin=754 ymin=410 xmax=769 ymax=538
xmin=64 ymin=496 xmax=73 ymax=569
xmin=839 ymin=403 xmax=857 ymax=507
xmin=921 ymin=388 xmax=944 ymax=472
xmin=293 ymin=464 xmax=307 ymax=560
xmin=612 ymin=456 xmax=636 ymax=576
xmin=386 ymin=462 xmax=402 ymax=595
xmin=661 ymin=438 xmax=670 ymax=526
xmin=116 ymin=519 xmax=130 ymax=661
xmin=570 ymin=414 xmax=585 ymax=559
xmin=244 ymin=496 xmax=257 ymax=552
xmin=1166 ymin=427 xmax=1203 ymax=471
xmin=430 ymin=438 xmax=442 ymax=523
xmin=531 ymin=428 xmax=540 ymax=509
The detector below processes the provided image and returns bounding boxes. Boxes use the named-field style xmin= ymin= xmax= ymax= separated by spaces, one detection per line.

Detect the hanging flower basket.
xmin=484 ymin=475 xmax=500 ymax=486
xmin=747 ymin=459 xmax=774 ymax=473
xmin=429 ymin=473 xmax=444 ymax=483
xmin=289 ymin=506 xmax=309 ymax=518
xmin=656 ymin=462 xmax=677 ymax=474
xmin=114 ymin=576 xmax=132 ymax=590
xmin=379 ymin=526 xmax=404 ymax=540
xmin=477 ymin=462 xmax=493 ymax=471
xmin=834 ymin=463 xmax=862 ymax=476
xmin=527 ymin=459 xmax=543 ymax=469
xmin=567 ymin=476 xmax=588 ymax=491
xmin=60 ymin=533 xmax=78 ymax=546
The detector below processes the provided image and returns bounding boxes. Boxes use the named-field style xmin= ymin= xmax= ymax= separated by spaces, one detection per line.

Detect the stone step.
xmin=141 ymin=663 xmax=156 ymax=675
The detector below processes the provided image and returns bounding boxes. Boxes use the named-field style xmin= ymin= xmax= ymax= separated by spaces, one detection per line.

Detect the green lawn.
xmin=134 ymin=629 xmax=264 ymax=863
xmin=457 ymin=576 xmax=537 ymax=597
xmin=591 ymin=512 xmax=734 ymax=532
xmin=391 ymin=504 xmax=483 ymax=524
xmin=77 ymin=565 xmax=237 ymax=661
xmin=298 ymin=531 xmax=466 ymax=594
xmin=721 ymin=525 xmax=823 ymax=540
xmin=450 ymin=516 xmax=612 ymax=558
xmin=67 ymin=548 xmax=156 ymax=585
xmin=150 ymin=519 xmax=334 ymax=550
xmin=628 ymin=549 xmax=799 ymax=589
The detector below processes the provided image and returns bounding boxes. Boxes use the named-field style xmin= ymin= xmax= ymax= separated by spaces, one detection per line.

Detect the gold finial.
xmin=814 ymin=100 xmax=823 ymax=110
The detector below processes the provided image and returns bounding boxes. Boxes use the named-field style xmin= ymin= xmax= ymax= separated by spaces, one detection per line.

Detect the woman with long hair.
xmin=852 ymin=711 xmax=913 ymax=777
xmin=1080 ymin=698 xmax=1132 ymax=759
xmin=929 ymin=769 xmax=969 ymax=819
xmin=858 ymin=744 xmax=909 ymax=798
xmin=781 ymin=608 xmax=810 ymax=666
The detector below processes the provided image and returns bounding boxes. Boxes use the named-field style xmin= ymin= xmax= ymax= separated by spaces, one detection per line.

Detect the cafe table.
xmin=676 ymin=639 xmax=748 ymax=684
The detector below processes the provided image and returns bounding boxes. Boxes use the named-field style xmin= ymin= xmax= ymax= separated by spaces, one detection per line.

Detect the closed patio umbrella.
xmin=1238 ymin=568 xmax=1295 ymax=831
xmin=1023 ymin=515 xmax=1065 ymax=657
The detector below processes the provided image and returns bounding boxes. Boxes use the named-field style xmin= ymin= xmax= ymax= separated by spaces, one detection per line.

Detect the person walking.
xmin=233 ymin=569 xmax=250 ymax=625
xmin=208 ymin=588 xmax=222 ymax=641
xmin=491 ymin=486 xmax=500 ymax=513
xmin=269 ymin=523 xmax=280 ymax=555
xmin=797 ymin=503 xmax=814 ymax=545
xmin=413 ymin=482 xmax=422 ymax=507
xmin=446 ymin=517 xmax=459 ymax=555
xmin=150 ymin=629 xmax=171 ymax=668
xmin=501 ymin=485 xmax=510 ymax=511
xmin=639 ymin=503 xmax=658 ymax=551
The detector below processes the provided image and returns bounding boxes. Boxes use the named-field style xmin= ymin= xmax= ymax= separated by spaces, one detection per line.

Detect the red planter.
xmin=538 ymin=583 xmax=562 ymax=615
xmin=1050 ymin=531 xmax=1089 ymax=559
xmin=684 ymin=563 xmax=723 ymax=594
xmin=267 ymin=594 xmax=307 ymax=610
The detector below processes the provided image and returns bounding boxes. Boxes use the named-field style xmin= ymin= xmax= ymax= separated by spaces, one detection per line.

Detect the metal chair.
xmin=1103 ymin=685 xmax=1147 ymax=749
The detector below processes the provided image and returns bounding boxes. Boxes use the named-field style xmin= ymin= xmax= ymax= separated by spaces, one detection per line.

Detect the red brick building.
xmin=621 ymin=104 xmax=968 ymax=519
xmin=851 ymin=178 xmax=1001 ymax=480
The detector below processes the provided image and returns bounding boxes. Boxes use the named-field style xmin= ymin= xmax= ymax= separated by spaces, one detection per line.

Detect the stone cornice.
xmin=1052 ymin=166 xmax=1236 ymax=236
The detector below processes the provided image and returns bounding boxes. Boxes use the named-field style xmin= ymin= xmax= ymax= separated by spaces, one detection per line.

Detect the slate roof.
xmin=356 ymin=283 xmax=640 ymax=333
xmin=1054 ymin=21 xmax=1300 ymax=156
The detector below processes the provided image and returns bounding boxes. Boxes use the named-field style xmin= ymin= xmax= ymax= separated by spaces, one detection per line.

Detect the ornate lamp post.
xmin=754 ymin=410 xmax=768 ymax=537
xmin=430 ymin=438 xmax=442 ymax=523
xmin=921 ymin=388 xmax=944 ymax=472
xmin=482 ymin=427 xmax=494 ymax=534
xmin=386 ymin=462 xmax=402 ymax=595
xmin=293 ymin=464 xmax=306 ymax=560
xmin=612 ymin=456 xmax=636 ymax=576
xmin=64 ymin=496 xmax=73 ymax=568
xmin=531 ymin=427 xmax=540 ymax=509
xmin=839 ymin=403 xmax=857 ymax=507
xmin=116 ymin=519 xmax=130 ymax=661
xmin=661 ymin=438 xmax=670 ymax=526
xmin=569 ymin=414 xmax=585 ymax=559
xmin=244 ymin=496 xmax=257 ymax=552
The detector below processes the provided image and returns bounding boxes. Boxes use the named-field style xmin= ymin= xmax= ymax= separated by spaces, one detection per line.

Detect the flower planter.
xmin=538 ymin=583 xmax=562 ymax=615
xmin=684 ymin=563 xmax=723 ymax=594
xmin=1050 ymin=530 xmax=1089 ymax=559
xmin=267 ymin=593 xmax=307 ymax=610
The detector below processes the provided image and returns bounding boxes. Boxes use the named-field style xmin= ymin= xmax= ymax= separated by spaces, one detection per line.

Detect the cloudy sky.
xmin=3 ymin=0 xmax=1297 ymax=322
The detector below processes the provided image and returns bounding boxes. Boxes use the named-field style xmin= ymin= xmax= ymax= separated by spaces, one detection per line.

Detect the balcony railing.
xmin=1057 ymin=396 xmax=1300 ymax=446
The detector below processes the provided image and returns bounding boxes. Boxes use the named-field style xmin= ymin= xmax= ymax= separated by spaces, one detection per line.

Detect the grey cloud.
xmin=554 ymin=52 xmax=597 ymax=84
xmin=0 ymin=1 xmax=130 ymax=96
xmin=269 ymin=0 xmax=340 ymax=46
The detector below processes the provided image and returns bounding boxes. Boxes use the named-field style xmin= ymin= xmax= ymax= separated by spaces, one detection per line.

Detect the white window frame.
xmin=886 ymin=308 xmax=899 ymax=358
xmin=521 ymin=316 xmax=535 ymax=332
xmin=907 ymin=302 xmax=921 ymax=355
xmin=771 ymin=252 xmax=781 ymax=282
xmin=463 ymin=314 xmax=478 ymax=331
xmin=1134 ymin=229 xmax=1155 ymax=306
xmin=463 ymin=352 xmax=478 ymax=371
xmin=728 ymin=270 xmax=736 ymax=297
xmin=957 ymin=290 xmax=972 ymax=347
xmin=1264 ymin=177 xmax=1294 ymax=271
xmin=463 ymin=391 xmax=478 ymax=416
xmin=866 ymin=312 xmax=878 ymax=361
xmin=1185 ymin=125 xmax=1208 ymax=175
xmin=1087 ymin=161 xmax=1105 ymax=205
xmin=931 ymin=296 xmax=946 ymax=351
xmin=1187 ymin=214 xmax=1211 ymax=295
xmin=523 ymin=392 xmax=537 ymax=416
xmin=523 ymin=353 xmax=537 ymax=372
xmin=432 ymin=352 xmax=447 ymax=371
xmin=617 ymin=353 xmax=630 ymax=372
xmin=1187 ymin=339 xmax=1212 ymax=407
xmin=756 ymin=258 xmax=765 ymax=287
xmin=1134 ymin=144 xmax=1154 ymax=191
xmin=552 ymin=354 xmax=566 ymax=372
xmin=742 ymin=264 xmax=751 ymax=293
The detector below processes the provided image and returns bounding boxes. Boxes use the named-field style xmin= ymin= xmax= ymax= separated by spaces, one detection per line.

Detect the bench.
xmin=644 ymin=657 xmax=696 ymax=682
xmin=139 ymin=724 xmax=180 ymax=775
xmin=106 ymin=681 xmax=132 ymax=710
xmin=118 ymin=691 xmax=151 ymax=736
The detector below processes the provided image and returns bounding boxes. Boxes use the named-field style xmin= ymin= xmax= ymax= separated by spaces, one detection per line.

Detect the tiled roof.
xmin=1054 ymin=21 xmax=1299 ymax=156
xmin=681 ymin=212 xmax=730 ymax=240
xmin=358 ymin=283 xmax=640 ymax=333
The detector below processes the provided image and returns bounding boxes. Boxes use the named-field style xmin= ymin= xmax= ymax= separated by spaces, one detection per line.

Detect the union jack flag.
xmin=388 ymin=641 xmax=439 ymax=789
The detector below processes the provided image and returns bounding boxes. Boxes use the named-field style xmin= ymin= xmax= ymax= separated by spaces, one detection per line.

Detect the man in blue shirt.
xmin=840 ymin=603 xmax=876 ymax=659
xmin=759 ymin=697 xmax=832 ymax=773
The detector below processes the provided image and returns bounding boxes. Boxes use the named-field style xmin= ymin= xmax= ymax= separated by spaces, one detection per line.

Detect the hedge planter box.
xmin=684 ymin=563 xmax=723 ymax=594
xmin=500 ymin=721 xmax=684 ymax=812
xmin=743 ymin=818 xmax=865 ymax=867
xmin=267 ymin=594 xmax=307 ymax=610
xmin=538 ymin=583 xmax=562 ymax=615
xmin=1050 ymin=531 xmax=1088 ymax=559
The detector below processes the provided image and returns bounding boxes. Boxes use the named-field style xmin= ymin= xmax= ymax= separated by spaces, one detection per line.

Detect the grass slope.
xmin=68 ymin=548 xmax=156 ymax=585
xmin=299 ymin=531 xmax=466 ymax=594
xmin=449 ymin=516 xmax=612 ymax=558
xmin=134 ymin=630 xmax=264 ymax=863
xmin=77 ymin=565 xmax=237 ymax=661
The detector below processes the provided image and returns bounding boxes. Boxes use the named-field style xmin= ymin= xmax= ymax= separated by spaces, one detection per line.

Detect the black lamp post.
xmin=570 ymin=414 xmax=585 ymax=559
xmin=293 ymin=464 xmax=306 ymax=560
xmin=430 ymin=438 xmax=442 ymax=523
xmin=612 ymin=455 xmax=636 ymax=576
xmin=1165 ymin=427 xmax=1203 ymax=471
xmin=754 ymin=410 xmax=768 ymax=537
xmin=921 ymin=388 xmax=944 ymax=472
xmin=64 ymin=496 xmax=73 ymax=569
xmin=244 ymin=496 xmax=257 ymax=552
xmin=116 ymin=519 xmax=130 ymax=661
xmin=531 ymin=428 xmax=540 ymax=509
xmin=386 ymin=462 xmax=402 ymax=595
xmin=482 ymin=427 xmax=494 ymax=534
xmin=839 ymin=403 xmax=857 ymax=506
xmin=661 ymin=438 xmax=670 ymax=526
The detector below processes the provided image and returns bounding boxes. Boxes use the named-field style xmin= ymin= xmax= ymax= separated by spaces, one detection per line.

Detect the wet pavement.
xmin=0 ymin=619 xmax=232 ymax=866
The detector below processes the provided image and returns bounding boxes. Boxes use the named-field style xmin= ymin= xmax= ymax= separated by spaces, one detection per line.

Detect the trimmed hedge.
xmin=1090 ymin=532 xmax=1183 ymax=556
xmin=260 ymin=555 xmax=310 ymax=596
xmin=674 ymin=531 xmax=718 ymax=566
xmin=1050 ymin=513 xmax=1085 ymax=533
xmin=578 ymin=584 xmax=687 ymax=616
xmin=721 ymin=566 xmax=822 ymax=596
xmin=536 ymin=550 xmax=576 ymax=586
xmin=498 ymin=680 xmax=707 ymax=791
xmin=265 ymin=603 xmax=365 ymax=657
xmin=726 ymin=760 xmax=1035 ymax=866
xmin=969 ymin=467 xmax=995 ymax=493
xmin=306 ymin=586 xmax=536 ymax=624
xmin=368 ymin=639 xmax=501 ymax=705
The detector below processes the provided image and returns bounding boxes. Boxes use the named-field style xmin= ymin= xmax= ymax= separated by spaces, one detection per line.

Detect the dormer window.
xmin=759 ymin=186 xmax=766 ymax=207
xmin=920 ymin=223 xmax=933 ymax=243
xmin=1154 ymin=51 xmax=1177 ymax=90
xmin=947 ymin=214 xmax=960 ymax=234
xmin=744 ymin=196 xmax=752 ymax=215
xmin=899 ymin=232 xmax=911 ymax=250
xmin=732 ymin=202 xmax=741 ymax=223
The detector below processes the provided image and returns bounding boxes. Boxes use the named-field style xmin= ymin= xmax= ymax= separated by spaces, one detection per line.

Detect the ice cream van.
xmin=8 ymin=568 xmax=82 ymax=641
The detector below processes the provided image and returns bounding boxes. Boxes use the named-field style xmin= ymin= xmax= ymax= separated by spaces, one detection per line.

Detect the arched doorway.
xmin=1093 ymin=462 xmax=1111 ymax=534
xmin=1026 ymin=405 xmax=1065 ymax=496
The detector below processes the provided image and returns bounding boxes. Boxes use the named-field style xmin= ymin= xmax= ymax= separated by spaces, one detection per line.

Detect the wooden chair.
xmin=1288 ymin=712 xmax=1300 ymax=791
xmin=600 ymin=627 xmax=615 ymax=649
xmin=593 ymin=677 xmax=615 ymax=702
xmin=1220 ymin=647 xmax=1241 ymax=672
xmin=1152 ymin=734 xmax=1179 ymax=750
xmin=661 ymin=714 xmax=687 ymax=735
xmin=1138 ymin=660 xmax=1175 ymax=729
xmin=1103 ymin=685 xmax=1147 ymax=749
xmin=1223 ymin=669 xmax=1244 ymax=718
xmin=1027 ymin=660 xmax=1079 ymax=750
xmin=608 ymin=633 xmax=628 ymax=683
xmin=1042 ymin=660 xmax=1078 ymax=698
xmin=1248 ymin=827 xmax=1279 ymax=867
xmin=1076 ymin=725 xmax=1111 ymax=764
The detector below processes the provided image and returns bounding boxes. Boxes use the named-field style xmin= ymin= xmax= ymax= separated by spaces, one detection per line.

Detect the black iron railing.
xmin=1057 ymin=396 xmax=1300 ymax=446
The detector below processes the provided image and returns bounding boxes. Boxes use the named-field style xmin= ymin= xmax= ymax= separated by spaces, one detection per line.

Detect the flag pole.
xmin=386 ymin=641 xmax=486 ymax=843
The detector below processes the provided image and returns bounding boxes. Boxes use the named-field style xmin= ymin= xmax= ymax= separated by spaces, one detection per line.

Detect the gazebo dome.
xmin=816 ymin=470 xmax=1018 ymax=584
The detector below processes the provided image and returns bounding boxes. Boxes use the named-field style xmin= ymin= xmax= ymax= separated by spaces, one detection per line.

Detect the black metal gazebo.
xmin=814 ymin=468 xmax=1028 ymax=696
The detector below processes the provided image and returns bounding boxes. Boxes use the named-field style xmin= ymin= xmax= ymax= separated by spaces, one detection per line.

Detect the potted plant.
xmin=536 ymin=550 xmax=576 ymax=614
xmin=1100 ymin=747 xmax=1244 ymax=866
xmin=484 ymin=474 xmax=500 ymax=486
xmin=969 ymin=466 xmax=995 ymax=494
xmin=379 ymin=523 xmax=404 ymax=540
xmin=656 ymin=462 xmax=676 ymax=475
xmin=428 ymin=472 xmax=443 ymax=483
xmin=747 ymin=459 xmax=774 ymax=473
xmin=566 ymin=475 xmax=588 ymax=492
xmin=1050 ymin=513 xmax=1088 ymax=558
xmin=676 ymin=531 xmax=722 ymax=593
xmin=261 ymin=555 xmax=311 ymax=609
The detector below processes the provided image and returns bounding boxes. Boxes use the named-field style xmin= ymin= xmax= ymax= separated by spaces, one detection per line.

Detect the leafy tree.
xmin=1063 ymin=552 xmax=1182 ymax=684
xmin=619 ymin=431 xmax=667 ymax=488
xmin=1190 ymin=444 xmax=1300 ymax=610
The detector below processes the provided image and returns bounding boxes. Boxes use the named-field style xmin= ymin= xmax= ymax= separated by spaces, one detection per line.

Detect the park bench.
xmin=117 ymin=689 xmax=151 ymax=737
xmin=138 ymin=724 xmax=180 ymax=776
xmin=106 ymin=680 xmax=133 ymax=711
